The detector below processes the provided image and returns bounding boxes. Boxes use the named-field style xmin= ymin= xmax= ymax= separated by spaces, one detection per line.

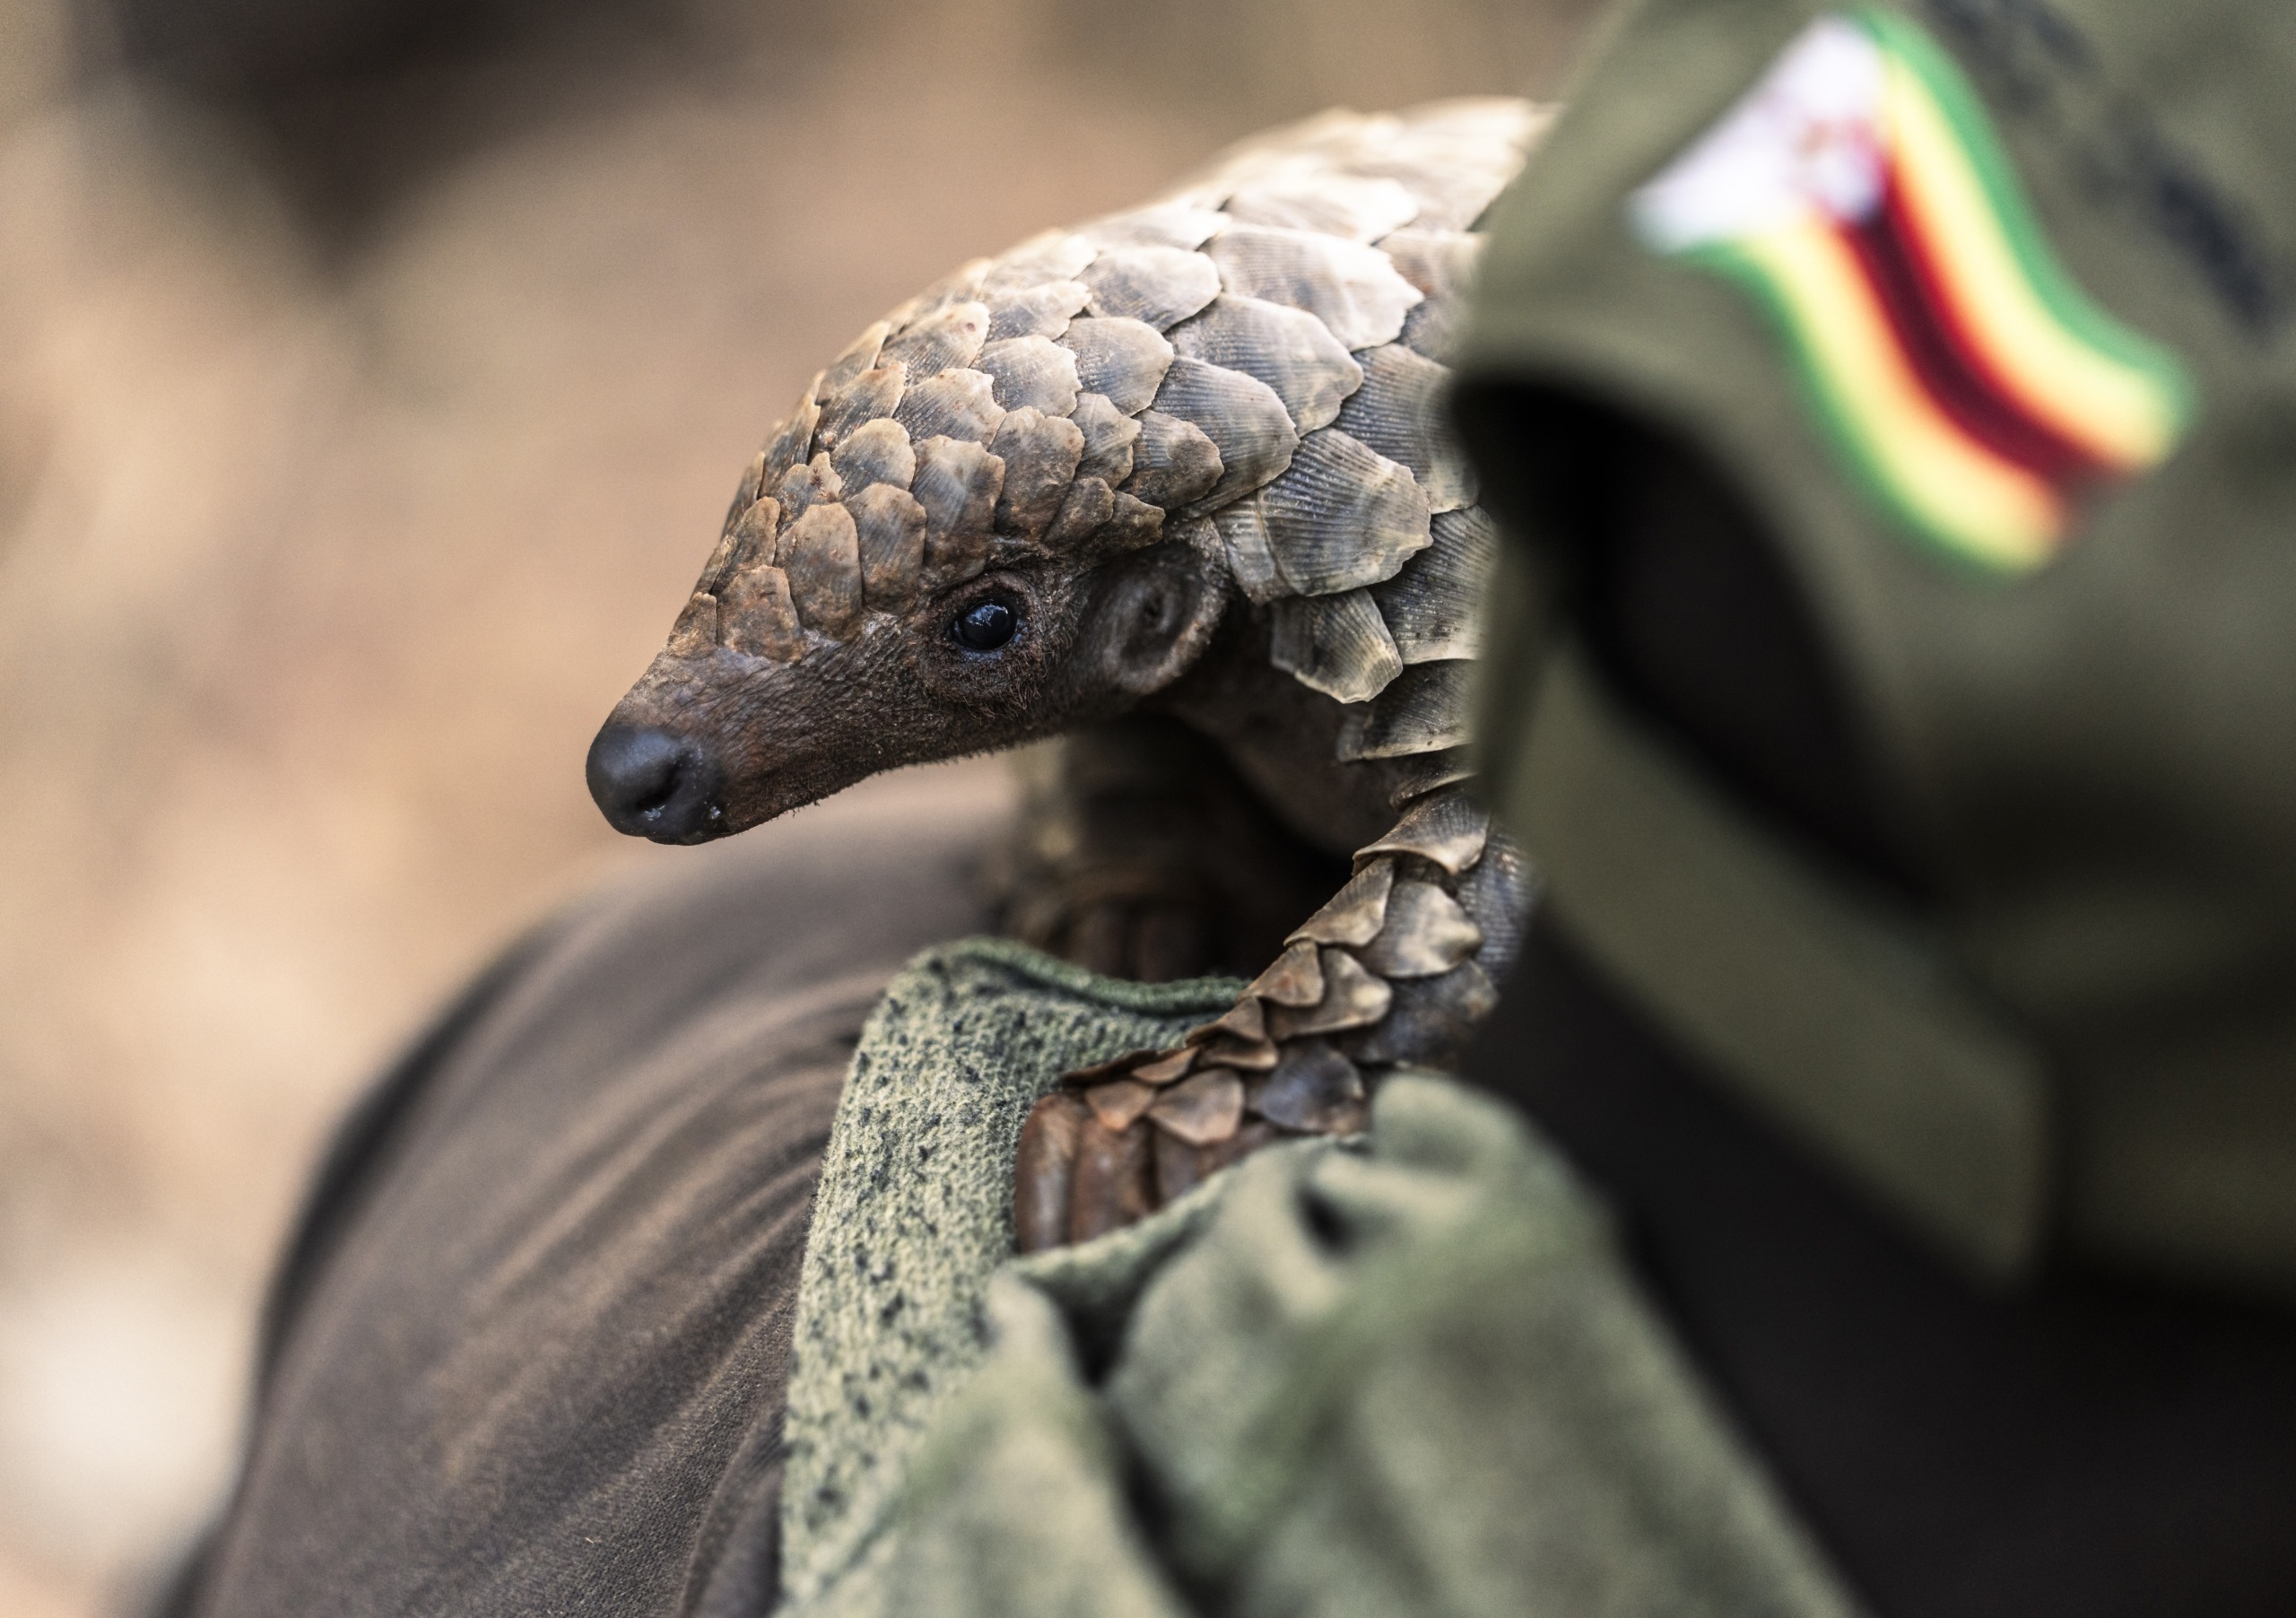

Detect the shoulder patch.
xmin=1629 ymin=9 xmax=2191 ymax=577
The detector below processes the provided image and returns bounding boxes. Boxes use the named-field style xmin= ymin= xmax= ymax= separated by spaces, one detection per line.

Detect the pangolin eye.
xmin=952 ymin=599 xmax=1019 ymax=652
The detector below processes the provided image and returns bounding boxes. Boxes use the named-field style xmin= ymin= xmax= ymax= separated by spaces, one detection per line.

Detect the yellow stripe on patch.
xmin=1883 ymin=55 xmax=2180 ymax=471
xmin=1740 ymin=222 xmax=2063 ymax=570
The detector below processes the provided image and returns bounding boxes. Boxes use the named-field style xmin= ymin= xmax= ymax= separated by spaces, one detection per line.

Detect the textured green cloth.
xmin=1453 ymin=0 xmax=2296 ymax=1292
xmin=779 ymin=940 xmax=1862 ymax=1618
xmin=778 ymin=939 xmax=1242 ymax=1609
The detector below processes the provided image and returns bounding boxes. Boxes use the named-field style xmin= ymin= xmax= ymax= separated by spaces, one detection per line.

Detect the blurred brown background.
xmin=0 ymin=0 xmax=1600 ymax=1611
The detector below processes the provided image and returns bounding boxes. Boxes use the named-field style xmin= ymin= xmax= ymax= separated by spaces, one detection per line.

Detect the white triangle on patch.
xmin=1631 ymin=15 xmax=1889 ymax=253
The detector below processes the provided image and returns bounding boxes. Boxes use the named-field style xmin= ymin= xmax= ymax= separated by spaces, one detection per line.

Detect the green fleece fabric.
xmin=779 ymin=941 xmax=1863 ymax=1618
xmin=777 ymin=939 xmax=1244 ymax=1610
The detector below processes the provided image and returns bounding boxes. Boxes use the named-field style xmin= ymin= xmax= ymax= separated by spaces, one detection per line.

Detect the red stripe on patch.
xmin=1842 ymin=173 xmax=2104 ymax=487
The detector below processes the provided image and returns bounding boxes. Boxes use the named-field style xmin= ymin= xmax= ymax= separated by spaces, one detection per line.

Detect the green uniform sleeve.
xmin=1454 ymin=0 xmax=2296 ymax=1295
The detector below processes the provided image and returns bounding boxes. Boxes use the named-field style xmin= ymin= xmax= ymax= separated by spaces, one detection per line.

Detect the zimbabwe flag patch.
xmin=1630 ymin=9 xmax=2191 ymax=576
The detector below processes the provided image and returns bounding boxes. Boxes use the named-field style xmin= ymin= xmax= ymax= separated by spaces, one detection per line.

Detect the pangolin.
xmin=587 ymin=98 xmax=1548 ymax=1249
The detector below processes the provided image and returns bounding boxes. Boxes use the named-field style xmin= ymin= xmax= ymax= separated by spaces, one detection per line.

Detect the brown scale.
xmin=1012 ymin=775 xmax=1520 ymax=1252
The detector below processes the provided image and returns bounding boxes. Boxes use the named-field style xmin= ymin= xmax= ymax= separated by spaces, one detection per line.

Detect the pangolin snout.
xmin=586 ymin=722 xmax=726 ymax=843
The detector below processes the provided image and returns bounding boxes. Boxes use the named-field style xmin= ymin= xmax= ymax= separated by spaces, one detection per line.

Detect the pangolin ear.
xmin=1081 ymin=540 xmax=1230 ymax=699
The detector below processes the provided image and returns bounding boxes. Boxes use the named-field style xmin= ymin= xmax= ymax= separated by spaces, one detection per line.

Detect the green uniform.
xmin=1457 ymin=0 xmax=2296 ymax=1292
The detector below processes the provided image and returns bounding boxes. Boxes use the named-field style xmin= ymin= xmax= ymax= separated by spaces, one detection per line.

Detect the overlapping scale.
xmin=1371 ymin=507 xmax=1496 ymax=665
xmin=1222 ymin=171 xmax=1421 ymax=241
xmin=982 ymin=230 xmax=1097 ymax=291
xmin=911 ymin=437 xmax=1004 ymax=587
xmin=1205 ymin=225 xmax=1422 ymax=351
xmin=780 ymin=504 xmax=863 ymax=639
xmin=1356 ymin=880 xmax=1482 ymax=978
xmin=1213 ymin=503 xmax=1283 ymax=605
xmin=892 ymin=369 xmax=1004 ymax=445
xmin=1335 ymin=344 xmax=1474 ymax=511
xmin=1378 ymin=230 xmax=1483 ymax=359
xmin=1360 ymin=786 xmax=1489 ymax=873
xmin=975 ymin=335 xmax=1081 ymax=416
xmin=827 ymin=417 xmax=915 ymax=498
xmin=1070 ymin=392 xmax=1141 ymax=484
xmin=1168 ymin=294 xmax=1362 ymax=433
xmin=775 ymin=453 xmax=841 ymax=526
xmin=1249 ymin=427 xmax=1429 ymax=596
xmin=759 ymin=374 xmax=822 ymax=491
xmin=1058 ymin=318 xmax=1172 ymax=415
xmin=985 ymin=281 xmax=1091 ymax=342
xmin=1336 ymin=659 xmax=1474 ymax=761
xmin=814 ymin=365 xmax=905 ymax=452
xmin=1079 ymin=245 xmax=1222 ymax=331
xmin=849 ymin=483 xmax=926 ymax=613
xmin=1148 ymin=356 xmax=1297 ymax=509
xmin=1121 ymin=410 xmax=1222 ymax=509
xmin=719 ymin=563 xmax=804 ymax=661
xmin=989 ymin=409 xmax=1086 ymax=543
xmin=1267 ymin=589 xmax=1404 ymax=704
xmin=723 ymin=494 xmax=778 ymax=577
xmin=879 ymin=300 xmax=990 ymax=380
xmin=1082 ymin=204 xmax=1226 ymax=251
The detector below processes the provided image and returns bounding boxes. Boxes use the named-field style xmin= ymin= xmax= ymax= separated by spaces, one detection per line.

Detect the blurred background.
xmin=0 ymin=0 xmax=1602 ymax=1611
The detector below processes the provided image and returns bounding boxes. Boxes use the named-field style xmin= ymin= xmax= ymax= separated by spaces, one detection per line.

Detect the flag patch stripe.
xmin=1631 ymin=9 xmax=2189 ymax=575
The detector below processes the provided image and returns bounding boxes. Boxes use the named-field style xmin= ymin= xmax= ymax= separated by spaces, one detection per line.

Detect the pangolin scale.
xmin=590 ymin=99 xmax=1550 ymax=1248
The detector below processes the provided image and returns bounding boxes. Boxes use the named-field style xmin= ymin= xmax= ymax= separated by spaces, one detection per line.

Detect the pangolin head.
xmin=588 ymin=100 xmax=1544 ymax=843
